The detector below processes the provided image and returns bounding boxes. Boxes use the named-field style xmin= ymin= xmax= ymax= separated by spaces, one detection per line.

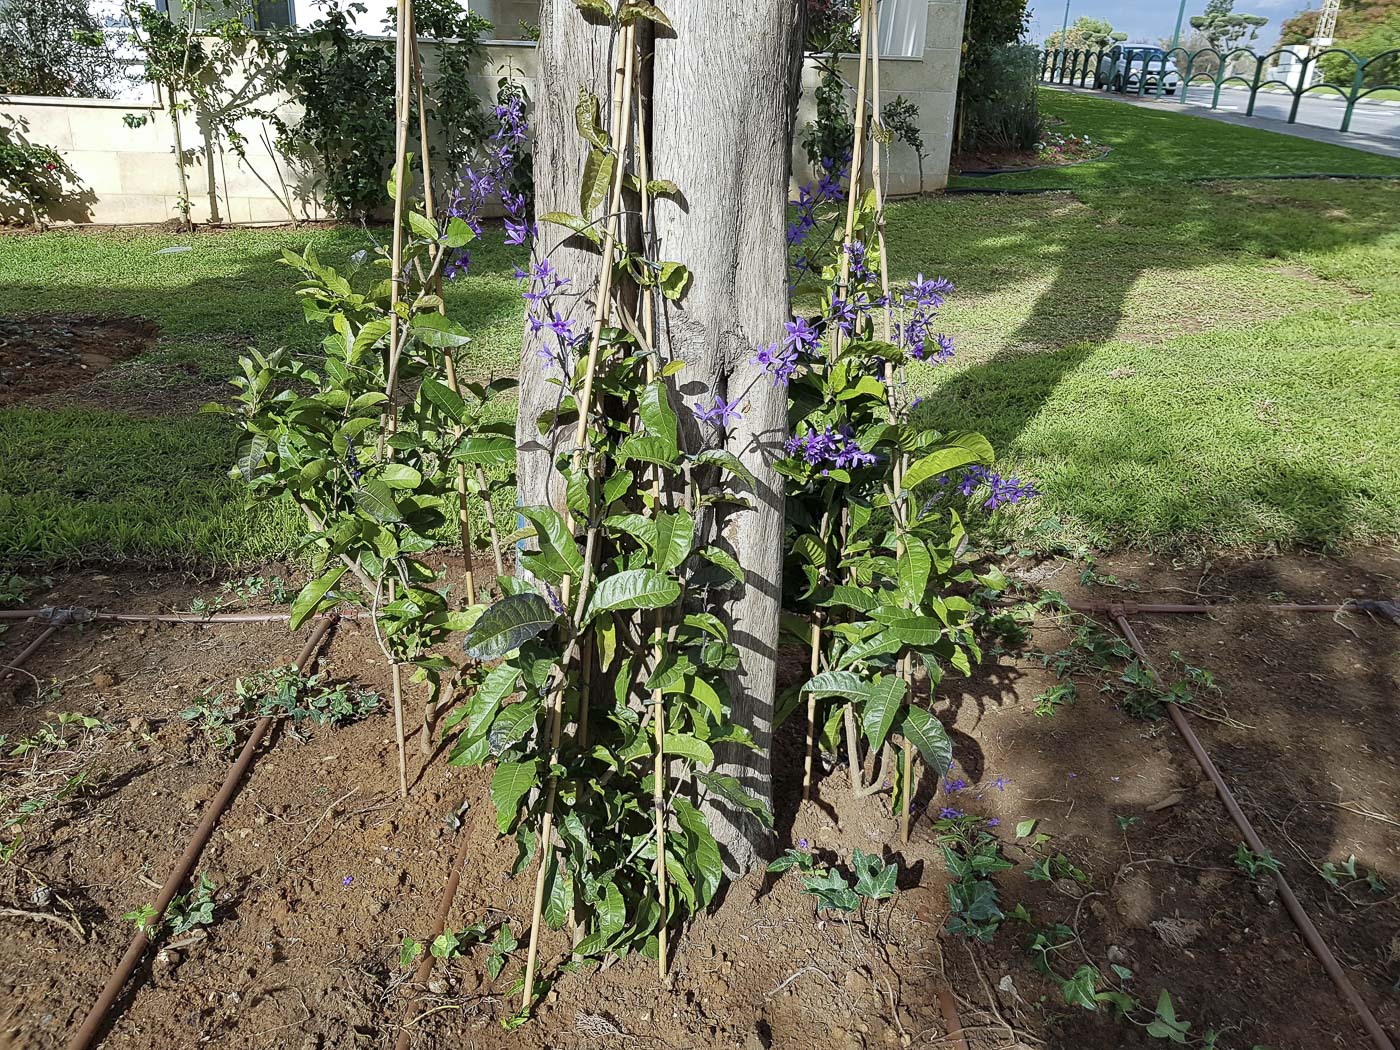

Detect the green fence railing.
xmin=1037 ymin=45 xmax=1400 ymax=134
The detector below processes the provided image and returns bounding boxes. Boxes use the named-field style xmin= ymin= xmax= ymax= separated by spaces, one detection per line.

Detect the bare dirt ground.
xmin=0 ymin=315 xmax=158 ymax=408
xmin=0 ymin=548 xmax=1396 ymax=1050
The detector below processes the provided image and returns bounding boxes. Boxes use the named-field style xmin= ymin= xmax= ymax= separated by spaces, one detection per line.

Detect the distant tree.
xmin=1190 ymin=0 xmax=1270 ymax=52
xmin=1046 ymin=16 xmax=1127 ymax=52
xmin=956 ymin=0 xmax=1041 ymax=152
xmin=0 ymin=0 xmax=125 ymax=98
xmin=1278 ymin=8 xmax=1320 ymax=46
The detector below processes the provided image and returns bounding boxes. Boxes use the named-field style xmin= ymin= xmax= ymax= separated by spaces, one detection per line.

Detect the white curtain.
xmin=876 ymin=0 xmax=927 ymax=59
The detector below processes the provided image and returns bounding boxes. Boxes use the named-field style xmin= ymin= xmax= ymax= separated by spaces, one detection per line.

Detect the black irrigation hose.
xmin=67 ymin=615 xmax=340 ymax=1050
xmin=1110 ymin=611 xmax=1396 ymax=1050
xmin=0 ymin=626 xmax=61 ymax=683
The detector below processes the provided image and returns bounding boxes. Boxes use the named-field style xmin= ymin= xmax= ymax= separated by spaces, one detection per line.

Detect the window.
xmin=154 ymin=0 xmax=294 ymax=30
xmin=876 ymin=0 xmax=927 ymax=59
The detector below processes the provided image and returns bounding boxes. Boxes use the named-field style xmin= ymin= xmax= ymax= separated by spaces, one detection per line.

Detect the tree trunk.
xmin=518 ymin=0 xmax=801 ymax=877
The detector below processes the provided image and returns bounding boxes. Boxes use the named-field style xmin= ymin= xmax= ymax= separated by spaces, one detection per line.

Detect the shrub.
xmin=0 ymin=123 xmax=80 ymax=226
xmin=0 ymin=0 xmax=125 ymax=99
xmin=959 ymin=44 xmax=1042 ymax=153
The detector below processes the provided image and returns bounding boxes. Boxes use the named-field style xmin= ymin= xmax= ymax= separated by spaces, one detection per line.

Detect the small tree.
xmin=1189 ymin=0 xmax=1269 ymax=52
xmin=0 ymin=0 xmax=125 ymax=98
xmin=1045 ymin=16 xmax=1126 ymax=52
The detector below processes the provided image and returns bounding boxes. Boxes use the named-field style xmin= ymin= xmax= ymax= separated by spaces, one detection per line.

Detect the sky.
xmin=1025 ymin=0 xmax=1318 ymax=48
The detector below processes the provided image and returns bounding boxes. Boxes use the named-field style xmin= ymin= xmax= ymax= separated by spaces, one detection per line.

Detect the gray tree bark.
xmin=517 ymin=0 xmax=802 ymax=877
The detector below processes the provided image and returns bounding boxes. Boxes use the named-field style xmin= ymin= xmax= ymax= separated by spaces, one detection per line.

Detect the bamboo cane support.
xmin=520 ymin=24 xmax=638 ymax=1013
xmin=409 ymin=30 xmax=479 ymax=756
xmin=831 ymin=0 xmax=873 ymax=362
xmin=380 ymin=0 xmax=414 ymax=796
xmin=637 ymin=106 xmax=669 ymax=980
xmin=801 ymin=615 xmax=822 ymax=800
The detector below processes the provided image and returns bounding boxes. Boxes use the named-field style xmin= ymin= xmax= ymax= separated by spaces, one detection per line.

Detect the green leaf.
xmin=541 ymin=211 xmax=601 ymax=245
xmin=354 ymin=480 xmax=403 ymax=523
xmin=580 ymin=147 xmax=614 ymax=215
xmin=351 ymin=317 xmax=391 ymax=360
xmin=583 ymin=569 xmax=680 ymax=622
xmin=901 ymin=433 xmax=995 ymax=490
xmin=542 ymin=851 xmax=573 ymax=930
xmin=652 ymin=510 xmax=694 ymax=572
xmin=663 ymin=732 xmax=714 ymax=767
xmin=697 ymin=546 xmax=744 ymax=584
xmin=462 ymin=593 xmax=558 ymax=660
xmin=235 ymin=434 xmax=268 ymax=481
xmin=398 ymin=936 xmax=423 ymax=968
xmin=574 ymin=87 xmax=608 ymax=147
xmin=490 ymin=759 xmax=539 ymax=834
xmin=697 ymin=771 xmax=773 ymax=828
xmin=1146 ymin=989 xmax=1191 ymax=1041
xmin=289 ymin=565 xmax=346 ymax=630
xmin=658 ymin=261 xmax=690 ymax=300
xmin=1015 ymin=819 xmax=1037 ymax=839
xmin=420 ymin=377 xmax=467 ymax=422
xmin=886 ymin=614 xmax=944 ymax=647
xmin=452 ymin=435 xmax=515 ymax=467
xmin=852 ymin=848 xmax=897 ymax=900
xmin=407 ymin=210 xmax=439 ymax=241
xmin=378 ymin=464 xmax=422 ymax=489
xmin=411 ymin=313 xmax=472 ymax=348
xmin=519 ymin=506 xmax=584 ymax=580
xmin=860 ymin=675 xmax=908 ymax=752
xmin=898 ymin=537 xmax=932 ymax=605
xmin=444 ymin=216 xmax=476 ymax=248
xmin=619 ymin=0 xmax=672 ymax=28
xmin=673 ymin=797 xmax=723 ymax=906
xmin=690 ymin=448 xmax=755 ymax=487
xmin=638 ymin=381 xmax=678 ymax=448
xmin=898 ymin=706 xmax=953 ymax=778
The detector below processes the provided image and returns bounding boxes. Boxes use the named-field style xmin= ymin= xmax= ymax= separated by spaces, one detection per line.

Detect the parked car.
xmin=1096 ymin=45 xmax=1181 ymax=94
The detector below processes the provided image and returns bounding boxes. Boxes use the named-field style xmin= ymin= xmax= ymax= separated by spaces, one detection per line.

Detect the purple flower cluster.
xmin=691 ymin=397 xmax=743 ymax=429
xmin=783 ymin=424 xmax=878 ymax=473
xmin=896 ymin=272 xmax=956 ymax=364
xmin=786 ymin=161 xmax=846 ymax=251
xmin=527 ymin=309 xmax=583 ymax=372
xmin=956 ymin=465 xmax=1038 ymax=510
xmin=516 ymin=257 xmax=569 ymax=305
xmin=752 ymin=341 xmax=799 ymax=386
xmin=445 ymin=90 xmax=531 ymax=280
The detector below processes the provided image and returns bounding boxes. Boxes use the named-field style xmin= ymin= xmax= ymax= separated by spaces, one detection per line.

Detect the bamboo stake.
xmin=382 ymin=0 xmax=414 ymax=797
xmin=899 ymin=656 xmax=914 ymax=843
xmin=409 ymin=30 xmax=479 ymax=756
xmin=831 ymin=0 xmax=873 ymax=362
xmin=637 ymin=97 xmax=669 ymax=981
xmin=801 ymin=614 xmax=822 ymax=800
xmin=520 ymin=24 xmax=638 ymax=1014
xmin=477 ymin=466 xmax=507 ymax=578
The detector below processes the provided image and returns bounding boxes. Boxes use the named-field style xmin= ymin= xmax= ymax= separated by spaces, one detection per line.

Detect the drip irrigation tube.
xmin=1066 ymin=598 xmax=1398 ymax=619
xmin=66 ymin=615 xmax=339 ymax=1050
xmin=394 ymin=802 xmax=473 ymax=1050
xmin=935 ymin=982 xmax=970 ymax=1050
xmin=1109 ymin=612 xmax=1396 ymax=1050
xmin=0 ymin=625 xmax=60 ymax=683
xmin=0 ymin=607 xmax=377 ymax=625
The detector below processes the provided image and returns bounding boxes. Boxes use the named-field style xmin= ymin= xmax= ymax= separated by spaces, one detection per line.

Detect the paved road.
xmin=1180 ymin=85 xmax=1400 ymax=142
xmin=1046 ymin=84 xmax=1400 ymax=159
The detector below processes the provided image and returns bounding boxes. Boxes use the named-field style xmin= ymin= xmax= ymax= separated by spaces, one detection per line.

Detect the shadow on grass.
xmin=0 ymin=231 xmax=528 ymax=568
xmin=883 ymin=179 xmax=1400 ymax=550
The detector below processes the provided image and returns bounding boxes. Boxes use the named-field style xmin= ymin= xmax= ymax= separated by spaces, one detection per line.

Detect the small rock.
xmin=93 ymin=671 xmax=119 ymax=690
xmin=155 ymin=948 xmax=181 ymax=970
xmin=1147 ymin=790 xmax=1186 ymax=812
xmin=128 ymin=716 xmax=151 ymax=735
xmin=29 ymin=885 xmax=52 ymax=908
xmin=1106 ymin=944 xmax=1128 ymax=963
xmin=427 ymin=978 xmax=448 ymax=995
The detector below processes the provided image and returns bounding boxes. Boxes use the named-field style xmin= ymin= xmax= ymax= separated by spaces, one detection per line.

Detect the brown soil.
xmin=0 ymin=315 xmax=158 ymax=407
xmin=0 ymin=549 xmax=1396 ymax=1049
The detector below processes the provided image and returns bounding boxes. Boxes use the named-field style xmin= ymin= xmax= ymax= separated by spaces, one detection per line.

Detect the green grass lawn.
xmin=3 ymin=116 xmax=1398 ymax=565
xmin=948 ymin=88 xmax=1400 ymax=191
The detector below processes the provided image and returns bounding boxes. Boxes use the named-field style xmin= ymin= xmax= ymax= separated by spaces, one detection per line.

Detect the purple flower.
xmin=944 ymin=777 xmax=968 ymax=793
xmin=342 ymin=875 xmax=353 ymax=887
xmin=954 ymin=465 xmax=1038 ymax=510
xmin=799 ymin=837 xmax=809 ymax=849
xmin=692 ymin=398 xmax=743 ymax=428
xmin=783 ymin=316 xmax=821 ymax=356
xmin=504 ymin=218 xmax=537 ymax=246
xmin=985 ymin=818 xmax=1001 ymax=828
xmin=939 ymin=807 xmax=965 ymax=820
xmin=752 ymin=341 xmax=799 ymax=386
xmin=992 ymin=776 xmax=1011 ymax=792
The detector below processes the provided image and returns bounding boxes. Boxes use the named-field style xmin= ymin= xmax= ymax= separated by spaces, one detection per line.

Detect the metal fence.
xmin=1037 ymin=45 xmax=1400 ymax=134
